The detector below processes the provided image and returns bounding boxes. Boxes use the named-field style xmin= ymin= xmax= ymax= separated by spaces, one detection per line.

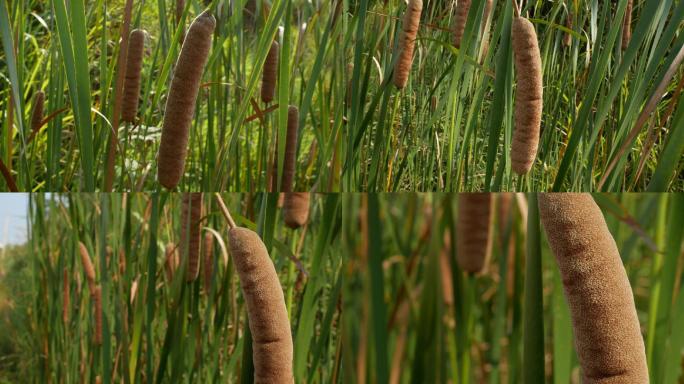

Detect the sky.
xmin=0 ymin=193 xmax=29 ymax=246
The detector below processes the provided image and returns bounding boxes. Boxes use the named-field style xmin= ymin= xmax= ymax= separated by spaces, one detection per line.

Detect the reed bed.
xmin=0 ymin=1 xmax=345 ymax=191
xmin=0 ymin=193 xmax=342 ymax=383
xmin=341 ymin=193 xmax=684 ymax=382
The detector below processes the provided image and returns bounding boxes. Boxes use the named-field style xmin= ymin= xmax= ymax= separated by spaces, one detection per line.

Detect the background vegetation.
xmin=0 ymin=0 xmax=344 ymax=191
xmin=341 ymin=193 xmax=684 ymax=383
xmin=342 ymin=0 xmax=684 ymax=191
xmin=0 ymin=193 xmax=342 ymax=383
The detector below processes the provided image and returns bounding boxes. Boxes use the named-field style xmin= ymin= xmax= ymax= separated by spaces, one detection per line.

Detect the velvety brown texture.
xmin=122 ymin=29 xmax=146 ymax=123
xmin=281 ymin=106 xmax=299 ymax=192
xmin=456 ymin=193 xmax=492 ymax=274
xmin=538 ymin=193 xmax=648 ymax=384
xmin=440 ymin=233 xmax=454 ymax=305
xmin=31 ymin=90 xmax=44 ymax=133
xmin=78 ymin=241 xmax=97 ymax=293
xmin=92 ymin=285 xmax=102 ymax=345
xmin=511 ymin=17 xmax=542 ymax=175
xmin=453 ymin=0 xmax=471 ymax=48
xmin=622 ymin=0 xmax=633 ymax=50
xmin=158 ymin=11 xmax=215 ymax=189
xmin=393 ymin=0 xmax=422 ymax=89
xmin=203 ymin=232 xmax=214 ymax=294
xmin=283 ymin=192 xmax=310 ymax=229
xmin=180 ymin=193 xmax=203 ymax=282
xmin=261 ymin=41 xmax=279 ymax=103
xmin=228 ymin=227 xmax=294 ymax=384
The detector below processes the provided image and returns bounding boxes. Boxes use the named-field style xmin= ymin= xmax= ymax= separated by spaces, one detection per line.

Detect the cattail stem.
xmin=214 ymin=193 xmax=236 ymax=229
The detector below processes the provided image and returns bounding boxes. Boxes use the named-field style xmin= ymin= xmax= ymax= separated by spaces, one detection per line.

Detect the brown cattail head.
xmin=440 ymin=233 xmax=454 ymax=305
xmin=228 ymin=227 xmax=294 ymax=383
xmin=538 ymin=194 xmax=648 ymax=383
xmin=176 ymin=0 xmax=184 ymax=24
xmin=622 ymin=0 xmax=633 ymax=50
xmin=78 ymin=241 xmax=97 ymax=293
xmin=393 ymin=0 xmax=423 ymax=89
xmin=511 ymin=16 xmax=543 ymax=175
xmin=92 ymin=285 xmax=103 ymax=346
xmin=261 ymin=40 xmax=280 ymax=104
xmin=281 ymin=106 xmax=299 ymax=192
xmin=181 ymin=193 xmax=203 ymax=282
xmin=563 ymin=13 xmax=573 ymax=47
xmin=203 ymin=232 xmax=214 ymax=294
xmin=121 ymin=29 xmax=146 ymax=123
xmin=165 ymin=242 xmax=179 ymax=281
xmin=62 ymin=267 xmax=70 ymax=325
xmin=31 ymin=90 xmax=45 ymax=133
xmin=283 ymin=192 xmax=310 ymax=229
xmin=456 ymin=193 xmax=493 ymax=274
xmin=158 ymin=11 xmax=216 ymax=189
xmin=453 ymin=0 xmax=471 ymax=49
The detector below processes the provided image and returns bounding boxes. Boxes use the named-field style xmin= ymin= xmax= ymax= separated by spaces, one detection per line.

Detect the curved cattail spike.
xmin=78 ymin=241 xmax=97 ymax=293
xmin=283 ymin=192 xmax=310 ymax=229
xmin=456 ymin=193 xmax=493 ymax=274
xmin=121 ymin=29 xmax=146 ymax=123
xmin=622 ymin=0 xmax=633 ymax=50
xmin=511 ymin=15 xmax=542 ymax=175
xmin=228 ymin=227 xmax=294 ymax=383
xmin=181 ymin=193 xmax=203 ymax=282
xmin=281 ymin=106 xmax=299 ymax=192
xmin=453 ymin=0 xmax=471 ymax=49
xmin=31 ymin=90 xmax=45 ymax=133
xmin=393 ymin=0 xmax=423 ymax=89
xmin=261 ymin=40 xmax=279 ymax=104
xmin=158 ymin=11 xmax=215 ymax=189
xmin=203 ymin=232 xmax=214 ymax=294
xmin=538 ymin=193 xmax=648 ymax=383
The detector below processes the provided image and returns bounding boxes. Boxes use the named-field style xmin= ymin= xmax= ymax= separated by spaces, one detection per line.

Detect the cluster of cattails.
xmin=622 ymin=0 xmax=633 ymax=50
xmin=180 ymin=193 xmax=203 ymax=282
xmin=78 ymin=242 xmax=102 ymax=345
xmin=121 ymin=29 xmax=146 ymax=123
xmin=539 ymin=194 xmax=648 ymax=383
xmin=215 ymin=196 xmax=294 ymax=383
xmin=393 ymin=0 xmax=423 ymax=89
xmin=158 ymin=11 xmax=216 ymax=189
xmin=510 ymin=10 xmax=543 ymax=175
xmin=456 ymin=193 xmax=493 ymax=274
xmin=261 ymin=40 xmax=280 ymax=103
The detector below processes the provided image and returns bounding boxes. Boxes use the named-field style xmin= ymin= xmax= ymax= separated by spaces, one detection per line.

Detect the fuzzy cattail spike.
xmin=121 ymin=29 xmax=146 ymax=123
xmin=181 ymin=193 xmax=203 ymax=282
xmin=456 ymin=193 xmax=493 ymax=274
xmin=281 ymin=106 xmax=299 ymax=192
xmin=31 ymin=90 xmax=45 ymax=133
xmin=283 ymin=192 xmax=310 ymax=229
xmin=510 ymin=15 xmax=543 ymax=175
xmin=453 ymin=0 xmax=471 ymax=49
xmin=393 ymin=0 xmax=423 ymax=89
xmin=78 ymin=241 xmax=97 ymax=293
xmin=261 ymin=41 xmax=280 ymax=104
xmin=203 ymin=232 xmax=214 ymax=294
xmin=538 ymin=194 xmax=648 ymax=383
xmin=622 ymin=0 xmax=633 ymax=50
xmin=92 ymin=285 xmax=103 ymax=345
xmin=158 ymin=11 xmax=215 ymax=189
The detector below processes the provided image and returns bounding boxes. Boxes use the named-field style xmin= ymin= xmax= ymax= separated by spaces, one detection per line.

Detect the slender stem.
xmin=214 ymin=193 xmax=236 ymax=229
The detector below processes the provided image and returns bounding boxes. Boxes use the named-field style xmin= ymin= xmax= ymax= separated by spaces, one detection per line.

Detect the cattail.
xmin=158 ymin=11 xmax=215 ymax=189
xmin=228 ymin=227 xmax=294 ymax=383
xmin=261 ymin=40 xmax=279 ymax=103
xmin=563 ymin=13 xmax=573 ymax=47
xmin=453 ymin=0 xmax=471 ymax=49
xmin=393 ymin=0 xmax=423 ymax=89
xmin=622 ymin=0 xmax=633 ymax=50
xmin=281 ymin=106 xmax=298 ymax=192
xmin=511 ymin=15 xmax=543 ymax=175
xmin=121 ymin=29 xmax=146 ymax=123
xmin=440 ymin=233 xmax=454 ymax=305
xmin=78 ymin=241 xmax=97 ymax=293
xmin=165 ymin=243 xmax=179 ymax=281
xmin=31 ymin=90 xmax=45 ymax=133
xmin=538 ymin=194 xmax=648 ymax=383
xmin=283 ymin=192 xmax=310 ymax=229
xmin=176 ymin=0 xmax=186 ymax=43
xmin=92 ymin=285 xmax=103 ymax=345
xmin=456 ymin=193 xmax=492 ymax=274
xmin=62 ymin=267 xmax=70 ymax=325
xmin=203 ymin=232 xmax=214 ymax=294
xmin=181 ymin=193 xmax=203 ymax=282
